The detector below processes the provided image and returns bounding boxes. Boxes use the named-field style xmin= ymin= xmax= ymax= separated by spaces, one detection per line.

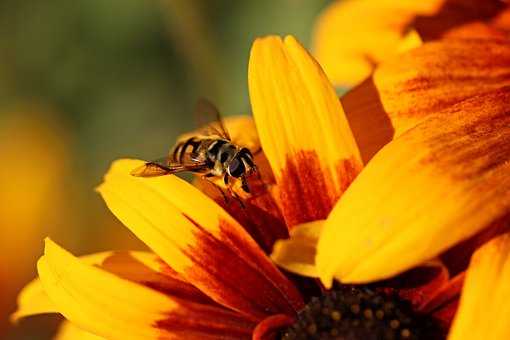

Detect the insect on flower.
xmin=131 ymin=99 xmax=259 ymax=200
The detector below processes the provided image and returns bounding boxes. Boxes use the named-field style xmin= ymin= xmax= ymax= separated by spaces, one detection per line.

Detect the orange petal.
xmin=252 ymin=314 xmax=294 ymax=340
xmin=194 ymin=155 xmax=287 ymax=254
xmin=448 ymin=233 xmax=510 ymax=340
xmin=422 ymin=272 xmax=465 ymax=329
xmin=413 ymin=0 xmax=507 ymax=41
xmin=492 ymin=6 xmax=510 ymax=33
xmin=341 ymin=78 xmax=396 ymax=164
xmin=194 ymin=175 xmax=288 ymax=253
xmin=380 ymin=261 xmax=449 ymax=310
xmin=97 ymin=159 xmax=303 ymax=321
xmin=441 ymin=21 xmax=508 ymax=40
xmin=216 ymin=190 xmax=289 ymax=254
xmin=373 ymin=38 xmax=510 ymax=136
xmin=249 ymin=35 xmax=362 ymax=228
xmin=381 ymin=263 xmax=464 ymax=329
xmin=317 ymin=88 xmax=510 ymax=286
xmin=341 ymin=38 xmax=510 ymax=162
xmin=421 ymin=272 xmax=464 ymax=313
xmin=39 ymin=238 xmax=255 ymax=340
xmin=432 ymin=299 xmax=459 ymax=331
xmin=313 ymin=0 xmax=507 ymax=86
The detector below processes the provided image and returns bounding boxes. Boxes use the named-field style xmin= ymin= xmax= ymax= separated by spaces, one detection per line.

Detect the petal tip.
xmin=43 ymin=237 xmax=57 ymax=254
xmin=43 ymin=238 xmax=74 ymax=266
xmin=317 ymin=265 xmax=334 ymax=289
xmin=252 ymin=35 xmax=283 ymax=50
xmin=93 ymin=184 xmax=102 ymax=194
xmin=283 ymin=34 xmax=298 ymax=45
xmin=321 ymin=276 xmax=333 ymax=290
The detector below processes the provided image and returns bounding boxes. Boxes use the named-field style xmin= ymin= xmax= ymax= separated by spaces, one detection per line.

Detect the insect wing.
xmin=130 ymin=157 xmax=206 ymax=177
xmin=194 ymin=98 xmax=231 ymax=140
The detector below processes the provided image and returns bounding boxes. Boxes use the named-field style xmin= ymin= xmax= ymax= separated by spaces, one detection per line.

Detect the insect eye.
xmin=228 ymin=158 xmax=245 ymax=178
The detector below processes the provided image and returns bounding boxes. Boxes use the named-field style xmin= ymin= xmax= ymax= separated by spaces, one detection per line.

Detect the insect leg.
xmin=240 ymin=175 xmax=251 ymax=193
xmin=224 ymin=174 xmax=246 ymax=209
xmin=202 ymin=174 xmax=229 ymax=203
xmin=239 ymin=148 xmax=261 ymax=181
xmin=251 ymin=146 xmax=263 ymax=156
xmin=239 ymin=148 xmax=254 ymax=165
xmin=253 ymin=164 xmax=264 ymax=183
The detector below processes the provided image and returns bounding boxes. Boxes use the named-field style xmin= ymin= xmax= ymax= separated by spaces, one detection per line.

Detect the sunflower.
xmin=13 ymin=20 xmax=510 ymax=340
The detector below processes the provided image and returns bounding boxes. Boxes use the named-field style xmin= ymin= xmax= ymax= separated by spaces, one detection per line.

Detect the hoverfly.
xmin=131 ymin=99 xmax=258 ymax=199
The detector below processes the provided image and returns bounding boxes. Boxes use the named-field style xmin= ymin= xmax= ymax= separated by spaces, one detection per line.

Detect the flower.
xmin=313 ymin=0 xmax=510 ymax=86
xmin=13 ymin=30 xmax=510 ymax=340
xmin=271 ymin=15 xmax=510 ymax=340
xmin=13 ymin=35 xmax=364 ymax=340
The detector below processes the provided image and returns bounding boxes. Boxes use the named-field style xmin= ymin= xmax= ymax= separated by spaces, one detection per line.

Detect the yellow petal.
xmin=98 ymin=159 xmax=303 ymax=320
xmin=249 ymin=35 xmax=362 ymax=227
xmin=317 ymin=88 xmax=510 ymax=287
xmin=313 ymin=0 xmax=507 ymax=86
xmin=39 ymin=238 xmax=254 ymax=340
xmin=81 ymin=250 xmax=211 ymax=304
xmin=222 ymin=115 xmax=260 ymax=153
xmin=448 ymin=233 xmax=510 ymax=340
xmin=341 ymin=38 xmax=510 ymax=163
xmin=11 ymin=277 xmax=57 ymax=322
xmin=396 ymin=29 xmax=423 ymax=54
xmin=12 ymin=250 xmax=212 ymax=323
xmin=271 ymin=220 xmax=324 ymax=278
xmin=313 ymin=0 xmax=441 ymax=86
xmin=55 ymin=321 xmax=105 ymax=340
xmin=38 ymin=239 xmax=179 ymax=339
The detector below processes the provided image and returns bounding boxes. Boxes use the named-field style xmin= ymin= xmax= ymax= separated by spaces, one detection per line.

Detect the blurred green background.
xmin=0 ymin=0 xmax=329 ymax=339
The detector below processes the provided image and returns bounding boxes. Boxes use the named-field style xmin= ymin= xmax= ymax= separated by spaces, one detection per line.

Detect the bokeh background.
xmin=0 ymin=0 xmax=329 ymax=338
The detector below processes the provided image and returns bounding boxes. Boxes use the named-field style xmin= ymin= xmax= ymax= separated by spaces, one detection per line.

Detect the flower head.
xmin=13 ymin=35 xmax=363 ymax=340
xmin=13 ymin=9 xmax=510 ymax=339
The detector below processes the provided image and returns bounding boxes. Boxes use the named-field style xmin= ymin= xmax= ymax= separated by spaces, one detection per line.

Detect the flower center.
xmin=280 ymin=286 xmax=443 ymax=340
